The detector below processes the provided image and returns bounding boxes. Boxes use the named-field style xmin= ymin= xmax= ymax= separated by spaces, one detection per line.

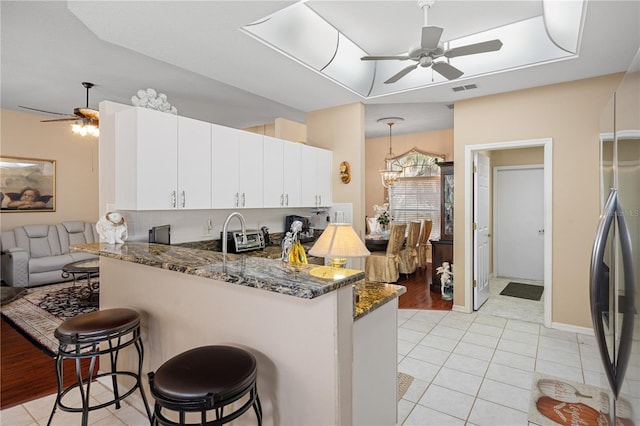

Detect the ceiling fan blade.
xmin=361 ymin=55 xmax=411 ymax=61
xmin=421 ymin=26 xmax=443 ymax=50
xmin=444 ymin=39 xmax=503 ymax=58
xmin=40 ymin=117 xmax=78 ymax=123
xmin=384 ymin=63 xmax=419 ymax=84
xmin=432 ymin=61 xmax=464 ymax=80
xmin=18 ymin=105 xmax=73 ymax=117
xmin=76 ymin=107 xmax=100 ymax=120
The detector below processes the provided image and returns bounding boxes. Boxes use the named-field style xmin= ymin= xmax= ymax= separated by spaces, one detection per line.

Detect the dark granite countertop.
xmin=72 ymin=242 xmax=405 ymax=319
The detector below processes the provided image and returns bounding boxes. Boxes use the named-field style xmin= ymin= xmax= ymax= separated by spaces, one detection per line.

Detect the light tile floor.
xmin=2 ymin=307 xmax=602 ymax=426
xmin=397 ymin=309 xmax=604 ymax=426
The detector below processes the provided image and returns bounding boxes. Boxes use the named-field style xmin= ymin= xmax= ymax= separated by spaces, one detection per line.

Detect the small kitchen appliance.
xmin=149 ymin=225 xmax=171 ymax=245
xmin=222 ymin=230 xmax=265 ymax=253
xmin=285 ymin=215 xmax=315 ymax=243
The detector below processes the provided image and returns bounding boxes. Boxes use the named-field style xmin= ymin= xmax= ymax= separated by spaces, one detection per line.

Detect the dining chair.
xmin=365 ymin=223 xmax=406 ymax=283
xmin=417 ymin=219 xmax=433 ymax=269
xmin=399 ymin=221 xmax=421 ymax=276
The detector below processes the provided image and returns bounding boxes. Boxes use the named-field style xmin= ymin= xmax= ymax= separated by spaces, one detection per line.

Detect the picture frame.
xmin=0 ymin=156 xmax=56 ymax=212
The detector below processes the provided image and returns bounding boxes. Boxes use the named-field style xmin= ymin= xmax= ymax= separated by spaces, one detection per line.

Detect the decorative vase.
xmin=442 ymin=279 xmax=454 ymax=301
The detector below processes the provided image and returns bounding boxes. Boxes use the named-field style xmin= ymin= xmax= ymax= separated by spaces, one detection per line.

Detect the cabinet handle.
xmin=181 ymin=191 xmax=186 ymax=208
xmin=235 ymin=192 xmax=239 ymax=207
xmin=285 ymin=194 xmax=289 ymax=206
xmin=318 ymin=195 xmax=321 ymax=206
xmin=171 ymin=191 xmax=176 ymax=208
xmin=280 ymin=194 xmax=284 ymax=206
xmin=242 ymin=192 xmax=246 ymax=207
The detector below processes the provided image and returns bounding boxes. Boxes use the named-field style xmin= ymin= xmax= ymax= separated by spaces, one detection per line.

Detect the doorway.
xmin=464 ymin=138 xmax=553 ymax=328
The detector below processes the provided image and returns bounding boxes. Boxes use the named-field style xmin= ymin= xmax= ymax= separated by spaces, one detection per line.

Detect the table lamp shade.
xmin=308 ymin=223 xmax=370 ymax=258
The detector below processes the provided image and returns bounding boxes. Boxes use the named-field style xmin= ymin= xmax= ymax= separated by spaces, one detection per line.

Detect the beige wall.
xmin=365 ymin=129 xmax=454 ymax=218
xmin=244 ymin=118 xmax=307 ymax=144
xmin=1 ymin=109 xmax=99 ymax=231
xmin=307 ymin=103 xmax=365 ymax=228
xmin=454 ymin=73 xmax=623 ymax=327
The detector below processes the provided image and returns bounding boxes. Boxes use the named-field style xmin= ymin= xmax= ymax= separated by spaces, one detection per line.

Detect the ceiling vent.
xmin=452 ymin=83 xmax=478 ymax=92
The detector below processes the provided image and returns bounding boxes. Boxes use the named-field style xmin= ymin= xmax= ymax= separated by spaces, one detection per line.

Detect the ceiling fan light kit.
xmin=19 ymin=81 xmax=100 ymax=138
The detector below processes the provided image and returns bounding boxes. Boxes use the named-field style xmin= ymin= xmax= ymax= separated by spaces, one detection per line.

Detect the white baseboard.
xmin=550 ymin=321 xmax=594 ymax=336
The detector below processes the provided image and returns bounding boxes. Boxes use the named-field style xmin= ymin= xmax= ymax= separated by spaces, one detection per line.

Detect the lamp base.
xmin=328 ymin=257 xmax=347 ymax=268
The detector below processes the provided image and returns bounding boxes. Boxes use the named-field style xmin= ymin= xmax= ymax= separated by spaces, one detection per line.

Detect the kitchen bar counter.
xmin=73 ymin=242 xmax=405 ymax=320
xmin=72 ymin=242 xmax=404 ymax=425
xmin=74 ymin=242 xmax=365 ymax=299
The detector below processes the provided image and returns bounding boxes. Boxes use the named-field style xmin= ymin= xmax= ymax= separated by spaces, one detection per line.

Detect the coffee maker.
xmin=284 ymin=215 xmax=315 ymax=243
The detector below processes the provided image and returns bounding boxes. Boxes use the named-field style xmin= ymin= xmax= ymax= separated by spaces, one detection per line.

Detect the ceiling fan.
xmin=361 ymin=0 xmax=503 ymax=84
xmin=19 ymin=81 xmax=99 ymax=126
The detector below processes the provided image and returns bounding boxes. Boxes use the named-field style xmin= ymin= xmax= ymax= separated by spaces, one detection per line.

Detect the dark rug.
xmin=0 ymin=280 xmax=98 ymax=355
xmin=500 ymin=282 xmax=544 ymax=301
xmin=0 ymin=286 xmax=27 ymax=305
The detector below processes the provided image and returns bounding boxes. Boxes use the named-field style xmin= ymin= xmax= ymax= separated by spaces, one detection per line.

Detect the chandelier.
xmin=378 ymin=117 xmax=403 ymax=188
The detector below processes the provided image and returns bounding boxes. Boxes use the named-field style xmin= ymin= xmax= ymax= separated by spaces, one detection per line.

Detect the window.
xmin=388 ymin=150 xmax=443 ymax=240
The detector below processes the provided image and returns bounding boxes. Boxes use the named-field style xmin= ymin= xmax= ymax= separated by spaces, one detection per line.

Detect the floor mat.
xmin=397 ymin=372 xmax=414 ymax=401
xmin=500 ymin=281 xmax=544 ymax=301
xmin=528 ymin=372 xmax=614 ymax=426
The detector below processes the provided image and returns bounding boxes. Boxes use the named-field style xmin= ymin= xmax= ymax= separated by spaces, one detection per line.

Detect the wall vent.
xmin=452 ymin=83 xmax=478 ymax=92
xmin=446 ymin=104 xmax=454 ymax=110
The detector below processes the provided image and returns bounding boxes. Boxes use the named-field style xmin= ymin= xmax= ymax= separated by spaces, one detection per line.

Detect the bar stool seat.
xmin=47 ymin=308 xmax=152 ymax=426
xmin=149 ymin=345 xmax=262 ymax=426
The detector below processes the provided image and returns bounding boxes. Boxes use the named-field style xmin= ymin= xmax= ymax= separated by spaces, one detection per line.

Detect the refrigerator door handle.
xmin=613 ymin=193 xmax=635 ymax=398
xmin=590 ymin=189 xmax=617 ymax=394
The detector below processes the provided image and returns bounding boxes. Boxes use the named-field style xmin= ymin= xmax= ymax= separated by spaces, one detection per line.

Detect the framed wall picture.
xmin=0 ymin=156 xmax=56 ymax=212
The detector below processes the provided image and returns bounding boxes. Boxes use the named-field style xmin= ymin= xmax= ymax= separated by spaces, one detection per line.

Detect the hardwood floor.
xmin=397 ymin=263 xmax=453 ymax=310
xmin=0 ymin=265 xmax=445 ymax=409
xmin=1 ymin=318 xmax=97 ymax=410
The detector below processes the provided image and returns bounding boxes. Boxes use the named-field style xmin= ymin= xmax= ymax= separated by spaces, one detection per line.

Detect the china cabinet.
xmin=439 ymin=161 xmax=454 ymax=240
xmin=430 ymin=161 xmax=454 ymax=293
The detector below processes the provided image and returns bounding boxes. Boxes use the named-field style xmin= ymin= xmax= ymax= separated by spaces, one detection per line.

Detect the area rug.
xmin=398 ymin=372 xmax=414 ymax=401
xmin=528 ymin=372 xmax=610 ymax=426
xmin=0 ymin=286 xmax=27 ymax=305
xmin=500 ymin=282 xmax=544 ymax=301
xmin=0 ymin=280 xmax=98 ymax=356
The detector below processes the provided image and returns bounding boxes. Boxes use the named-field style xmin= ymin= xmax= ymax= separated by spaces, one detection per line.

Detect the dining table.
xmin=365 ymin=233 xmax=392 ymax=252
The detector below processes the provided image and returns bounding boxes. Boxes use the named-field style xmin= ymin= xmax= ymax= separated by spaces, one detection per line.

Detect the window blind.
xmin=388 ymin=177 xmax=440 ymax=240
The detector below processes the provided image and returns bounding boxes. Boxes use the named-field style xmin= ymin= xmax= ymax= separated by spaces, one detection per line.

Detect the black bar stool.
xmin=47 ymin=308 xmax=153 ymax=426
xmin=148 ymin=345 xmax=262 ymax=426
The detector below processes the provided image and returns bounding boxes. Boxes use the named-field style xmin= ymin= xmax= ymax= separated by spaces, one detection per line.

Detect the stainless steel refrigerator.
xmin=590 ymin=50 xmax=639 ymax=425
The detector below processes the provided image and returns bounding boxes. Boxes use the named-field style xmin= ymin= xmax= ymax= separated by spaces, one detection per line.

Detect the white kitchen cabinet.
xmin=115 ymin=108 xmax=211 ymax=210
xmin=263 ymin=136 xmax=301 ymax=207
xmin=300 ymin=145 xmax=332 ymax=207
xmin=212 ymin=124 xmax=263 ymax=208
xmin=178 ymin=116 xmax=212 ymax=209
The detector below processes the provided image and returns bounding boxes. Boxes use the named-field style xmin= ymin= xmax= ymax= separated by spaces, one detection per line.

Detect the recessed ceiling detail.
xmin=242 ymin=0 xmax=585 ymax=100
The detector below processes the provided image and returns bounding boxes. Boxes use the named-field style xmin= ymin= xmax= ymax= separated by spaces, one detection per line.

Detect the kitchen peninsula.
xmin=75 ymin=242 xmax=405 ymax=425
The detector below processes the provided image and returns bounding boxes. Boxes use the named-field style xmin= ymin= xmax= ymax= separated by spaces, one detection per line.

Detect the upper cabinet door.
xmin=116 ymin=107 xmax=178 ymax=210
xmin=238 ymin=131 xmax=264 ymax=208
xmin=211 ymin=124 xmax=241 ymax=208
xmin=178 ymin=116 xmax=212 ymax=209
xmin=263 ymin=136 xmax=285 ymax=208
xmin=300 ymin=145 xmax=332 ymax=207
xmin=283 ymin=141 xmax=301 ymax=207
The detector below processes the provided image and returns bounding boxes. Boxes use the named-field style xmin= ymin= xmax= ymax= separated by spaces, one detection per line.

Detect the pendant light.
xmin=378 ymin=117 xmax=403 ymax=188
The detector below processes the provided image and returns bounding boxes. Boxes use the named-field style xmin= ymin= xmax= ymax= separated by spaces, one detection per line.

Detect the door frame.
xmin=493 ymin=164 xmax=544 ymax=280
xmin=464 ymin=138 xmax=553 ymax=327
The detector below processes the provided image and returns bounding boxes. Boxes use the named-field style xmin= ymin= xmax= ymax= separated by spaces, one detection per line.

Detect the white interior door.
xmin=474 ymin=153 xmax=490 ymax=310
xmin=495 ymin=166 xmax=544 ymax=281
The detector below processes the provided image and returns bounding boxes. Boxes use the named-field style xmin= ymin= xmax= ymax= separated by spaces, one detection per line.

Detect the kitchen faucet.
xmin=222 ymin=212 xmax=247 ymax=257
